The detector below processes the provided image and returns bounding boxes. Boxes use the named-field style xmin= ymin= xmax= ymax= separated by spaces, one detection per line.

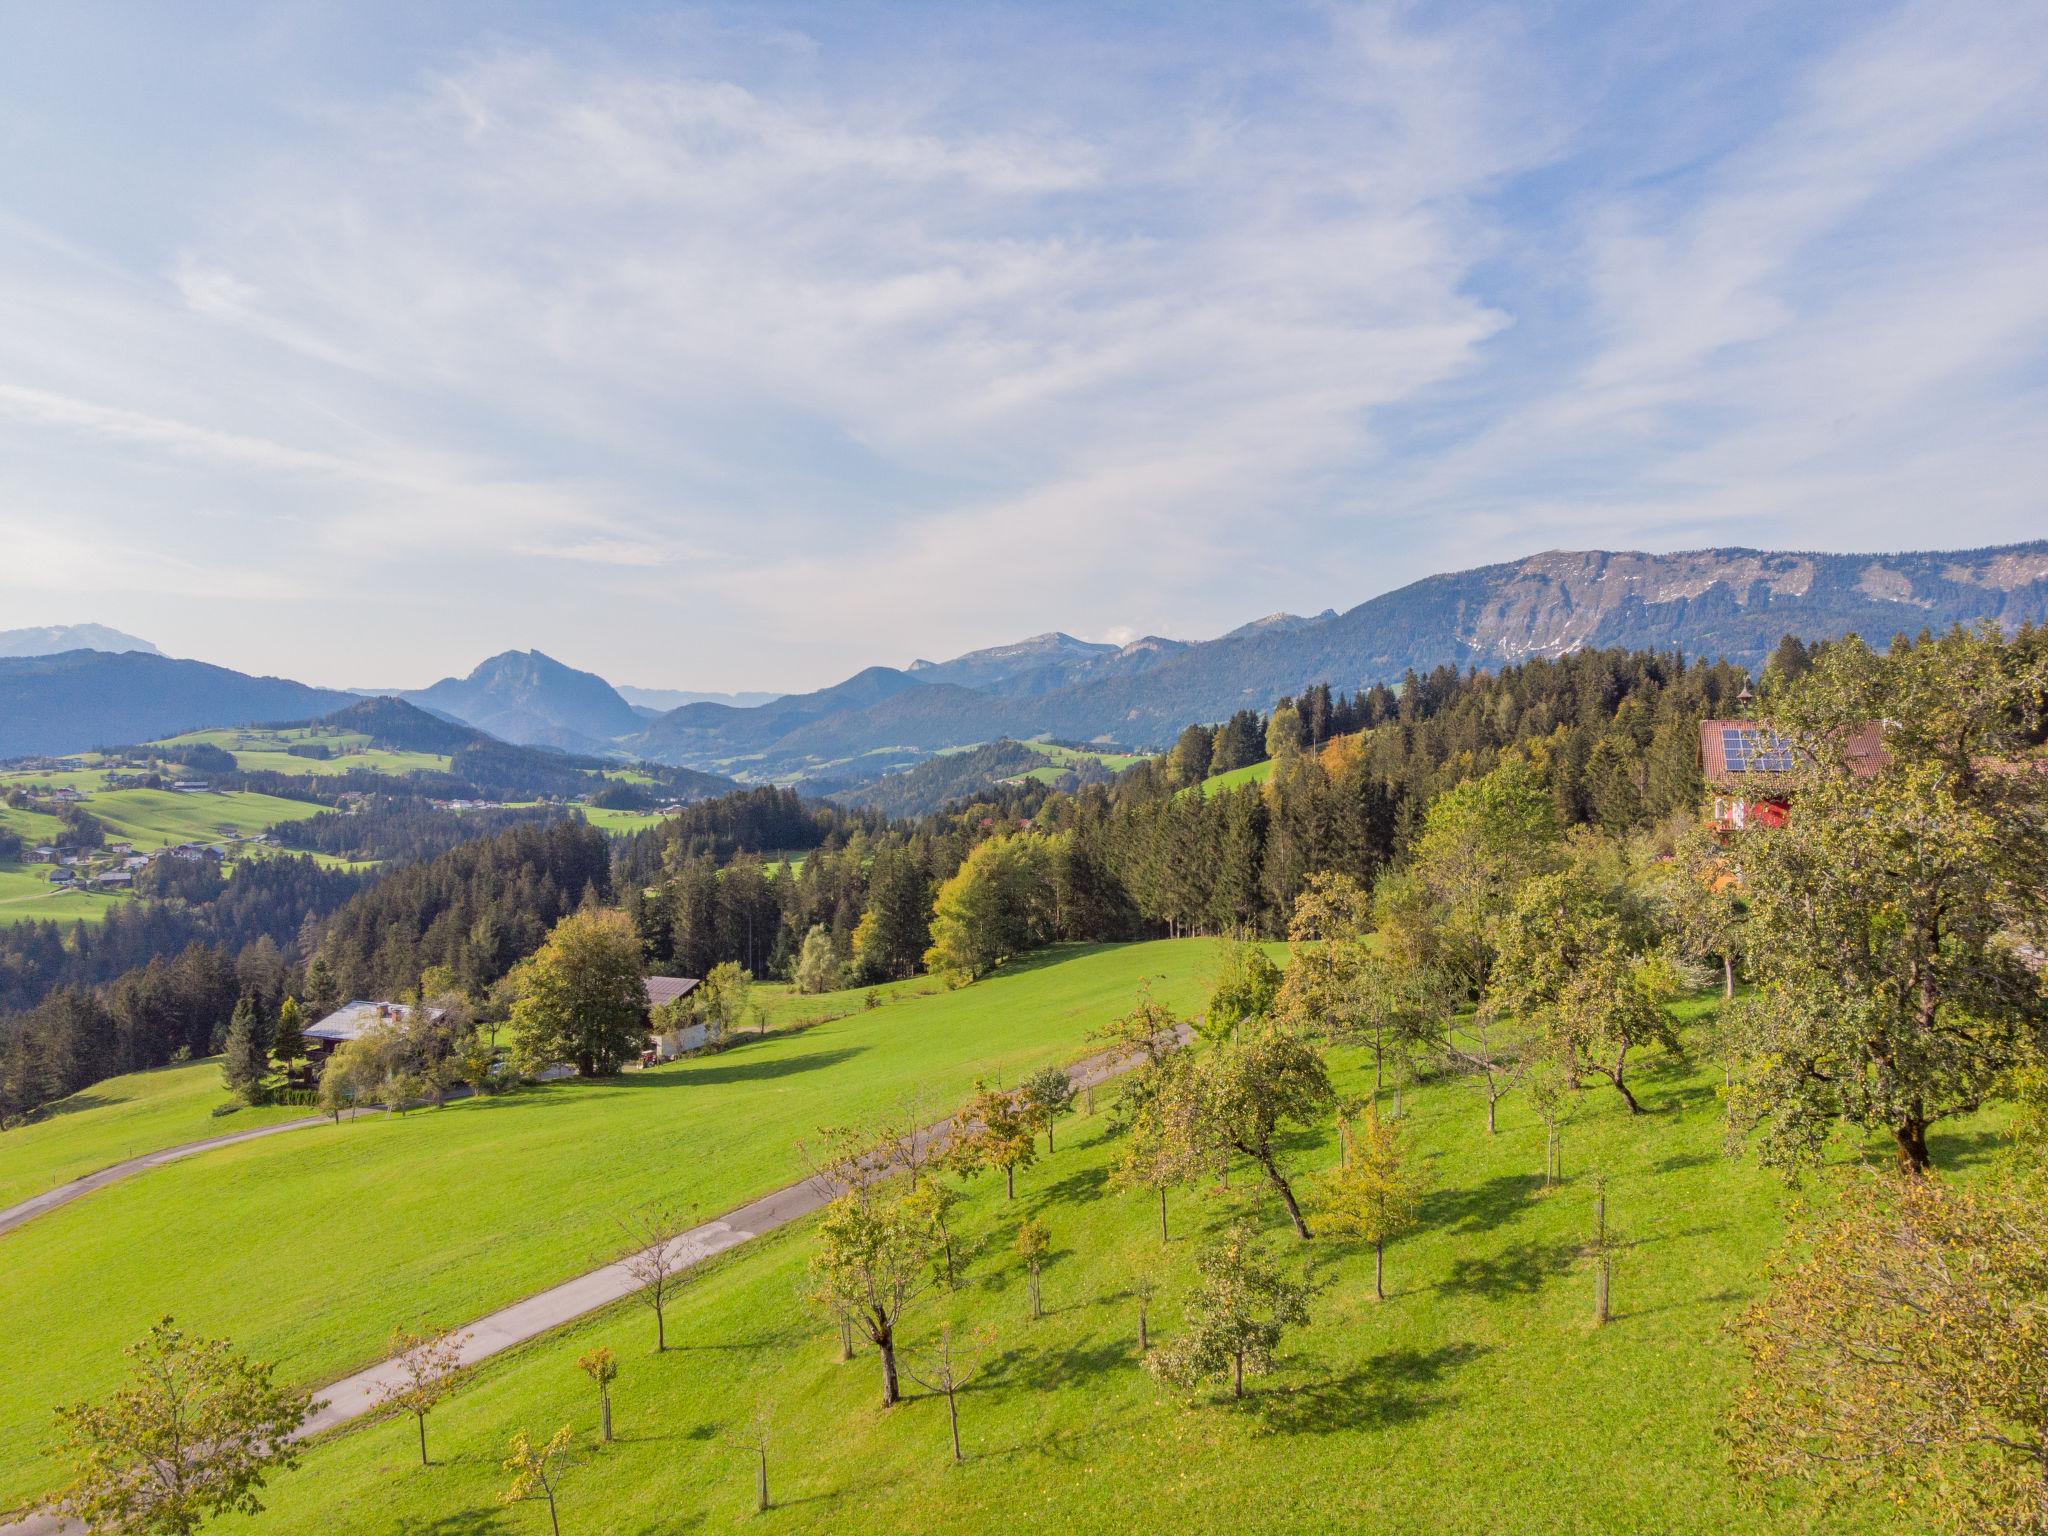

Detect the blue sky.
xmin=1 ymin=1 xmax=2043 ymax=691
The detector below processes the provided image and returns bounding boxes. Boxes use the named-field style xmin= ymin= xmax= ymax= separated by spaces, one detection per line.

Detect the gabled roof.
xmin=1699 ymin=721 xmax=1796 ymax=779
xmin=1699 ymin=719 xmax=1887 ymax=788
xmin=645 ymin=976 xmax=702 ymax=1009
xmin=305 ymin=1000 xmax=446 ymax=1043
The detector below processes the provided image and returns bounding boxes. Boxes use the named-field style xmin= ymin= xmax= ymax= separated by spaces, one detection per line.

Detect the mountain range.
xmin=8 ymin=541 xmax=2046 ymax=777
xmin=0 ymin=651 xmax=356 ymax=758
xmin=0 ymin=623 xmax=160 ymax=659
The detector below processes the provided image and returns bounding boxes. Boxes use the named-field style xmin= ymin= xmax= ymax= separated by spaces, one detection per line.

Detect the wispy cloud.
xmin=0 ymin=1 xmax=2039 ymax=687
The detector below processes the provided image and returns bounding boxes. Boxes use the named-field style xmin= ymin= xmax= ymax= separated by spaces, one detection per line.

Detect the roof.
xmin=305 ymin=1000 xmax=446 ymax=1043
xmin=1699 ymin=721 xmax=1797 ymax=779
xmin=1699 ymin=719 xmax=1888 ymax=786
xmin=644 ymin=976 xmax=702 ymax=1009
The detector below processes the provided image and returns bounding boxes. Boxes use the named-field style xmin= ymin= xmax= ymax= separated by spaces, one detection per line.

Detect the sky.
xmin=1 ymin=0 xmax=2044 ymax=693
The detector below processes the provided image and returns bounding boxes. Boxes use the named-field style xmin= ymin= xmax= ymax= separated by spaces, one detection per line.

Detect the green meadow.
xmin=243 ymin=994 xmax=1945 ymax=1536
xmin=1197 ymin=758 xmax=1276 ymax=796
xmin=0 ymin=772 xmax=323 ymax=852
xmin=0 ymin=940 xmax=1237 ymax=1514
xmin=0 ymin=1057 xmax=306 ymax=1211
xmin=153 ymin=726 xmax=453 ymax=778
xmin=0 ymin=864 xmax=129 ymax=926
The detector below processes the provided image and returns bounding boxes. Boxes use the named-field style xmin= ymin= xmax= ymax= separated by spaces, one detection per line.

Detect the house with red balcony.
xmin=1698 ymin=703 xmax=1886 ymax=834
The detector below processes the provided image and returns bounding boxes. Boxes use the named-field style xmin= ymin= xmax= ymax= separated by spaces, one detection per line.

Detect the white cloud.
xmin=0 ymin=1 xmax=2039 ymax=688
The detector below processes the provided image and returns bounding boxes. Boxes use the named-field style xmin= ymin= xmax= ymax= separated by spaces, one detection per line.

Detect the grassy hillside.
xmin=0 ymin=770 xmax=324 ymax=851
xmin=0 ymin=864 xmax=127 ymax=926
xmin=241 ymin=995 xmax=1963 ymax=1535
xmin=154 ymin=725 xmax=453 ymax=778
xmin=1197 ymin=757 xmax=1275 ymax=796
xmin=0 ymin=940 xmax=1238 ymax=1513
xmin=0 ymin=769 xmax=331 ymax=924
xmin=0 ymin=1058 xmax=306 ymax=1210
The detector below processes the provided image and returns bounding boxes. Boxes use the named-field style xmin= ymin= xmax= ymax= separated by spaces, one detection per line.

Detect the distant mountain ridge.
xmin=16 ymin=541 xmax=2045 ymax=776
xmin=0 ymin=651 xmax=356 ymax=758
xmin=404 ymin=650 xmax=644 ymax=752
xmin=621 ymin=540 xmax=2048 ymax=779
xmin=617 ymin=685 xmax=783 ymax=713
xmin=0 ymin=623 xmax=160 ymax=659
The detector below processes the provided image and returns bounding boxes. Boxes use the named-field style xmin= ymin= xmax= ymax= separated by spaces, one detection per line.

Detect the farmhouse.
xmin=645 ymin=975 xmax=705 ymax=1060
xmin=171 ymin=781 xmax=210 ymax=793
xmin=302 ymin=1000 xmax=448 ymax=1077
xmin=1698 ymin=710 xmax=1886 ymax=833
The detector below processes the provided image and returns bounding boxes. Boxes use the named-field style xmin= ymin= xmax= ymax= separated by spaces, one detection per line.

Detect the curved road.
xmin=0 ymin=1112 xmax=378 ymax=1239
xmin=2 ymin=1034 xmax=1173 ymax=1535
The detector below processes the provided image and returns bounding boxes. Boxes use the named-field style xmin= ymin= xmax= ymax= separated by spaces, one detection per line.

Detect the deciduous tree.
xmin=49 ymin=1316 xmax=317 ymax=1536
xmin=1183 ymin=1027 xmax=1335 ymax=1240
xmin=577 ymin=1348 xmax=617 ymax=1443
xmin=1013 ymin=1217 xmax=1050 ymax=1320
xmin=502 ymin=1425 xmax=574 ymax=1536
xmin=1019 ymin=1064 xmax=1076 ymax=1152
xmin=949 ymin=1081 xmax=1038 ymax=1199
xmin=376 ymin=1325 xmax=466 ymax=1466
xmin=1204 ymin=941 xmax=1282 ymax=1041
xmin=793 ymin=924 xmax=838 ymax=995
xmin=1148 ymin=1221 xmax=1315 ymax=1401
xmin=922 ymin=833 xmax=1055 ymax=983
xmin=619 ymin=1205 xmax=692 ymax=1352
xmin=1727 ymin=628 xmax=2048 ymax=1174
xmin=1728 ymin=1170 xmax=2048 ymax=1533
xmin=903 ymin=1324 xmax=996 ymax=1464
xmin=808 ymin=1184 xmax=939 ymax=1407
xmin=507 ymin=909 xmax=648 ymax=1078
xmin=1320 ymin=1103 xmax=1428 ymax=1300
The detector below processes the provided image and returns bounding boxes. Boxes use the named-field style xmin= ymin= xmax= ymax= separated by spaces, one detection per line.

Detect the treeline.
xmin=613 ymin=786 xmax=881 ymax=876
xmin=313 ymin=819 xmax=614 ymax=999
xmin=621 ymin=647 xmax=1754 ymax=990
xmin=0 ymin=856 xmax=367 ymax=1016
xmin=275 ymin=799 xmax=572 ymax=864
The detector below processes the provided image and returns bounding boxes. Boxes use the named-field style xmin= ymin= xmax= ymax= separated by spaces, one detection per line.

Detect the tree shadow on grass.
xmin=981 ymin=1334 xmax=1134 ymax=1394
xmin=975 ymin=1403 xmax=1146 ymax=1465
xmin=1246 ymin=1341 xmax=1492 ymax=1435
xmin=1437 ymin=1238 xmax=1576 ymax=1299
xmin=1621 ymin=1286 xmax=1746 ymax=1322
xmin=23 ymin=1091 xmax=115 ymax=1122
xmin=646 ymin=1047 xmax=871 ymax=1086
xmin=1651 ymin=1151 xmax=1718 ymax=1175
xmin=618 ymin=1513 xmax=705 ymax=1534
xmin=1929 ymin=1127 xmax=2002 ymax=1171
xmin=1034 ymin=1163 xmax=1110 ymax=1206
xmin=395 ymin=1511 xmax=515 ymax=1536
xmin=1415 ymin=1172 xmax=1544 ymax=1236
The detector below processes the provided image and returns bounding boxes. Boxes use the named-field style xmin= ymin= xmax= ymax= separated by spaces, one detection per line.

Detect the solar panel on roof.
xmin=1721 ymin=726 xmax=1794 ymax=773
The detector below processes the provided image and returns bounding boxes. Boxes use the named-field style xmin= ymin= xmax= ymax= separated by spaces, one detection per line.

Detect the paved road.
xmin=3 ymin=1034 xmax=1171 ymax=1535
xmin=0 ymin=1111 xmax=379 ymax=1239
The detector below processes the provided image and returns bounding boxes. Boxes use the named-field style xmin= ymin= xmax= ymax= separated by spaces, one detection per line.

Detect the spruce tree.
xmin=221 ymin=992 xmax=272 ymax=1104
xmin=272 ymin=997 xmax=306 ymax=1071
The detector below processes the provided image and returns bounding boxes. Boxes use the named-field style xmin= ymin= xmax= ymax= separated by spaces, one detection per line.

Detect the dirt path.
xmin=2 ymin=1034 xmax=1169 ymax=1535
